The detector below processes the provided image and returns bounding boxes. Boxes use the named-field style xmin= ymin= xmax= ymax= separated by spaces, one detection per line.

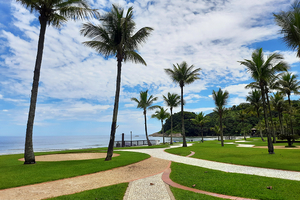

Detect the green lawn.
xmin=165 ymin=140 xmax=300 ymax=171
xmin=170 ymin=162 xmax=300 ymax=200
xmin=170 ymin=186 xmax=222 ymax=200
xmin=47 ymin=183 xmax=128 ymax=200
xmin=0 ymin=149 xmax=149 ymax=189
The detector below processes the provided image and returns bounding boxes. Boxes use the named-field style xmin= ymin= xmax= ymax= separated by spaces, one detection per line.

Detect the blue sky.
xmin=0 ymin=0 xmax=299 ymax=138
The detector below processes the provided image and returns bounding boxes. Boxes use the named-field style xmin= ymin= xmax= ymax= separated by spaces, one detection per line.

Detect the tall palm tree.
xmin=212 ymin=88 xmax=229 ymax=147
xmin=246 ymin=89 xmax=265 ymax=141
xmin=165 ymin=61 xmax=201 ymax=147
xmin=274 ymin=0 xmax=300 ymax=58
xmin=237 ymin=110 xmax=248 ymax=140
xmin=191 ymin=112 xmax=208 ymax=143
xmin=162 ymin=93 xmax=181 ymax=144
xmin=131 ymin=90 xmax=158 ymax=146
xmin=239 ymin=48 xmax=288 ymax=154
xmin=271 ymin=92 xmax=286 ymax=135
xmin=151 ymin=106 xmax=170 ymax=144
xmin=81 ymin=5 xmax=153 ymax=161
xmin=17 ymin=0 xmax=100 ymax=164
xmin=277 ymin=72 xmax=300 ymax=135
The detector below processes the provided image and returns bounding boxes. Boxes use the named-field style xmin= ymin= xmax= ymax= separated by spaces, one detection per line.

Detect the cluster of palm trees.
xmin=240 ymin=48 xmax=300 ymax=154
xmin=20 ymin=0 xmax=300 ymax=164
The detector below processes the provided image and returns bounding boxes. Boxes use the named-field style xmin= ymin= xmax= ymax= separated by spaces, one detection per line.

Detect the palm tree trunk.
xmin=265 ymin=92 xmax=276 ymax=143
xmin=279 ymin=112 xmax=283 ymax=135
xmin=161 ymin=119 xmax=165 ymax=144
xmin=170 ymin=108 xmax=173 ymax=145
xmin=144 ymin=109 xmax=152 ymax=146
xmin=181 ymin=86 xmax=187 ymax=147
xmin=288 ymin=95 xmax=294 ymax=135
xmin=24 ymin=18 xmax=48 ymax=164
xmin=260 ymin=84 xmax=274 ymax=154
xmin=105 ymin=57 xmax=122 ymax=161
xmin=220 ymin=114 xmax=224 ymax=147
xmin=257 ymin=109 xmax=265 ymax=142
xmin=201 ymin=125 xmax=204 ymax=143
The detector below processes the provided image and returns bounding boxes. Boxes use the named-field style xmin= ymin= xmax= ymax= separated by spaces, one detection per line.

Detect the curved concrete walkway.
xmin=120 ymin=146 xmax=300 ymax=181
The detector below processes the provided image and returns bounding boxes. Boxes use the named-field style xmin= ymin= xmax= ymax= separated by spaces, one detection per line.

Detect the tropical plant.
xmin=191 ymin=112 xmax=208 ymax=142
xmin=239 ymin=48 xmax=289 ymax=154
xmin=278 ymin=72 xmax=300 ymax=135
xmin=151 ymin=106 xmax=170 ymax=144
xmin=16 ymin=0 xmax=100 ymax=164
xmin=210 ymin=125 xmax=222 ymax=141
xmin=246 ymin=89 xmax=265 ymax=141
xmin=131 ymin=90 xmax=158 ymax=146
xmin=165 ymin=61 xmax=201 ymax=147
xmin=163 ymin=93 xmax=181 ymax=144
xmin=271 ymin=92 xmax=286 ymax=135
xmin=236 ymin=110 xmax=248 ymax=140
xmin=274 ymin=0 xmax=300 ymax=58
xmin=81 ymin=5 xmax=153 ymax=160
xmin=212 ymin=88 xmax=229 ymax=147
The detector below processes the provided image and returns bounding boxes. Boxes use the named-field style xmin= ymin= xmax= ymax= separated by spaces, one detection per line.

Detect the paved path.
xmin=120 ymin=146 xmax=300 ymax=181
xmin=0 ymin=157 xmax=170 ymax=200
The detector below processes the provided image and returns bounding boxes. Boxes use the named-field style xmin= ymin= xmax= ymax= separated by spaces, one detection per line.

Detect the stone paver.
xmin=124 ymin=172 xmax=175 ymax=200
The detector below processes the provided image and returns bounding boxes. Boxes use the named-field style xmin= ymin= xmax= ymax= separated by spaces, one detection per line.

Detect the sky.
xmin=0 ymin=0 xmax=299 ymax=138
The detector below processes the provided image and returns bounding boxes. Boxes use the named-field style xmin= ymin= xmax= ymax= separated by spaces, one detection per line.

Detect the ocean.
xmin=0 ymin=134 xmax=216 ymax=155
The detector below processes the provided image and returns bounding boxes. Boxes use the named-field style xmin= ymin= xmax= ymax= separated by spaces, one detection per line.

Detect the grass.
xmin=47 ymin=183 xmax=128 ymax=200
xmin=170 ymin=162 xmax=300 ymax=200
xmin=0 ymin=148 xmax=149 ymax=189
xmin=165 ymin=140 xmax=300 ymax=171
xmin=170 ymin=186 xmax=222 ymax=200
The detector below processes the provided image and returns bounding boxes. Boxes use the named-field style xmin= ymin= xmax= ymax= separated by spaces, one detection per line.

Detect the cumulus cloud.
xmin=0 ymin=0 xmax=299 ymax=135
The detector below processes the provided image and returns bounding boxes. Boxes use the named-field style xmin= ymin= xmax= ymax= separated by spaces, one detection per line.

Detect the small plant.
xmin=278 ymin=134 xmax=300 ymax=147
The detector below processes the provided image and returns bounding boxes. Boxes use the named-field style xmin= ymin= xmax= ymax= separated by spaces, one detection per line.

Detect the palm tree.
xmin=237 ymin=110 xmax=247 ymax=140
xmin=16 ymin=0 xmax=100 ymax=164
xmin=246 ymin=89 xmax=265 ymax=141
xmin=212 ymin=88 xmax=229 ymax=147
xmin=277 ymin=72 xmax=300 ymax=135
xmin=271 ymin=92 xmax=286 ymax=135
xmin=131 ymin=90 xmax=158 ymax=146
xmin=274 ymin=0 xmax=300 ymax=58
xmin=191 ymin=112 xmax=208 ymax=142
xmin=210 ymin=125 xmax=222 ymax=141
xmin=165 ymin=61 xmax=201 ymax=147
xmin=239 ymin=48 xmax=288 ymax=154
xmin=151 ymin=107 xmax=170 ymax=144
xmin=81 ymin=5 xmax=153 ymax=161
xmin=163 ymin=93 xmax=181 ymax=144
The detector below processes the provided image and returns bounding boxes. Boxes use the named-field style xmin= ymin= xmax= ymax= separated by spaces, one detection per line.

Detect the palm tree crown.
xmin=164 ymin=61 xmax=201 ymax=87
xmin=17 ymin=0 xmax=100 ymax=27
xmin=81 ymin=4 xmax=153 ymax=63
xmin=274 ymin=0 xmax=300 ymax=57
xmin=278 ymin=72 xmax=300 ymax=105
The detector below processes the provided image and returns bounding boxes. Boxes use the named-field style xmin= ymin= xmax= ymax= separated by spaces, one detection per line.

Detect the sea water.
xmin=0 ymin=134 xmax=217 ymax=155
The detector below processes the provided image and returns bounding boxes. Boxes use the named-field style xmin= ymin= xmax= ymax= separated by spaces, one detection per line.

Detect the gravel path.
xmin=120 ymin=146 xmax=300 ymax=181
